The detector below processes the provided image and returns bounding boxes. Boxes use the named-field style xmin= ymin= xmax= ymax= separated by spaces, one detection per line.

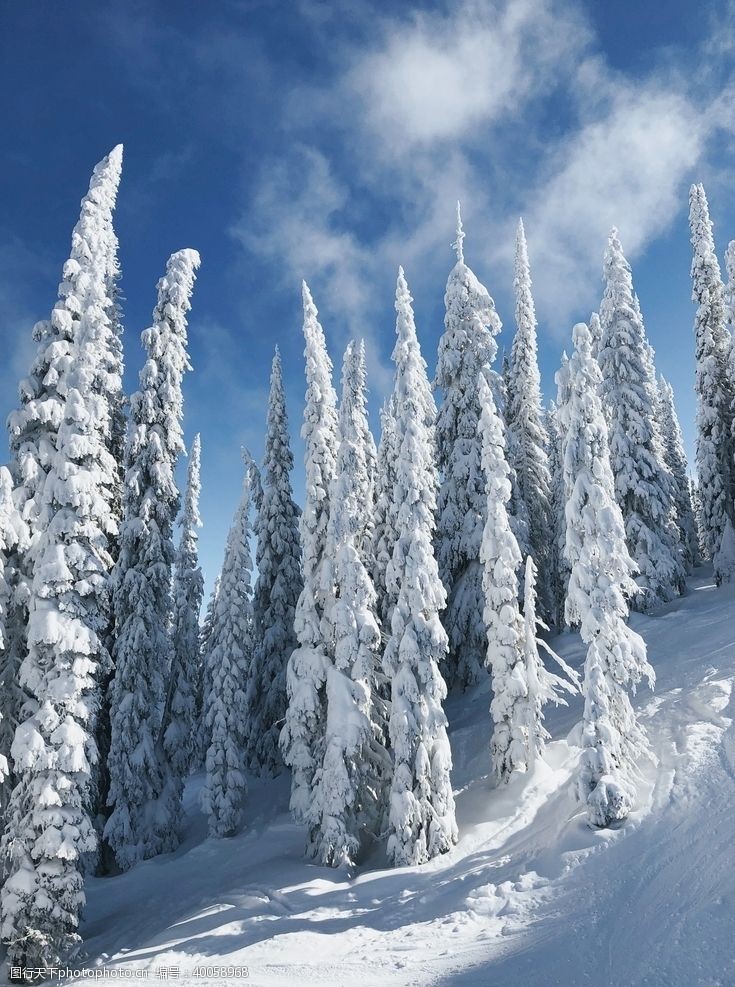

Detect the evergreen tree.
xmin=478 ymin=377 xmax=576 ymax=781
xmin=105 ymin=249 xmax=200 ymax=870
xmin=281 ymin=284 xmax=338 ymax=825
xmin=657 ymin=377 xmax=699 ymax=570
xmin=356 ymin=339 xmax=378 ymax=565
xmin=505 ymin=219 xmax=553 ymax=615
xmin=691 ymin=479 xmax=708 ymax=562
xmin=159 ymin=434 xmax=204 ymax=840
xmin=561 ymin=322 xmax=654 ymax=828
xmin=247 ymin=349 xmax=302 ymax=775
xmin=203 ymin=466 xmax=254 ymax=838
xmin=598 ymin=228 xmax=684 ymax=609
xmin=689 ymin=184 xmax=734 ymax=575
xmin=308 ymin=341 xmax=387 ymax=867
xmin=435 ymin=204 xmax=502 ymax=689
xmin=1 ymin=186 xmax=122 ymax=965
xmin=386 ymin=267 xmax=457 ymax=866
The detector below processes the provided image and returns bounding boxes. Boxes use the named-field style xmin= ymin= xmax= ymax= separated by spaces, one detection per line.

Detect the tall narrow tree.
xmin=689 ymin=184 xmax=734 ymax=575
xmin=657 ymin=377 xmax=699 ymax=571
xmin=386 ymin=267 xmax=457 ymax=866
xmin=308 ymin=341 xmax=387 ymax=866
xmin=247 ymin=349 xmax=303 ymax=775
xmin=561 ymin=322 xmax=654 ymax=828
xmin=598 ymin=228 xmax=684 ymax=609
xmin=505 ymin=219 xmax=553 ymax=614
xmin=1 ymin=185 xmax=122 ymax=965
xmin=203 ymin=464 xmax=254 ymax=838
xmin=159 ymin=434 xmax=205 ymax=842
xmin=105 ymin=249 xmax=200 ymax=870
xmin=281 ymin=284 xmax=339 ymax=824
xmin=371 ymin=396 xmax=400 ymax=634
xmin=435 ymin=204 xmax=502 ymax=689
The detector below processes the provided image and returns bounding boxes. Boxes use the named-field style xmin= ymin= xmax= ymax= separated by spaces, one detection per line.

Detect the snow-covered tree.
xmin=478 ymin=377 xmax=576 ymax=781
xmin=356 ymin=339 xmax=378 ymax=563
xmin=158 ymin=434 xmax=204 ymax=840
xmin=545 ymin=403 xmax=567 ymax=630
xmin=689 ymin=184 xmax=734 ymax=573
xmin=657 ymin=377 xmax=699 ymax=571
xmin=0 ymin=470 xmax=28 ymax=821
xmin=281 ymin=284 xmax=338 ymax=825
xmin=598 ymin=228 xmax=684 ymax=609
xmin=203 ymin=466 xmax=254 ymax=838
xmin=435 ymin=204 xmax=502 ymax=689
xmin=371 ymin=396 xmax=400 ymax=634
xmin=561 ymin=322 xmax=654 ymax=828
xmin=691 ymin=479 xmax=708 ymax=562
xmin=307 ymin=341 xmax=387 ymax=867
xmin=385 ymin=267 xmax=457 ymax=867
xmin=247 ymin=349 xmax=302 ymax=775
xmin=505 ymin=219 xmax=553 ymax=615
xmin=1 ymin=184 xmax=124 ymax=964
xmin=104 ymin=249 xmax=200 ymax=871
xmin=4 ymin=148 xmax=124 ymax=836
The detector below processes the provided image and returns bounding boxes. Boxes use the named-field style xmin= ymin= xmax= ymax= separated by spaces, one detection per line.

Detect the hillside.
xmin=57 ymin=568 xmax=735 ymax=987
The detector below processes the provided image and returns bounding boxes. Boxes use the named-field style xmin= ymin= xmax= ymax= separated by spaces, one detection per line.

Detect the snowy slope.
xmin=52 ymin=569 xmax=735 ymax=986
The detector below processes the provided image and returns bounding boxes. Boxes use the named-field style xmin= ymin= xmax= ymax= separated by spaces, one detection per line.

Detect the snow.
xmin=39 ymin=567 xmax=735 ymax=987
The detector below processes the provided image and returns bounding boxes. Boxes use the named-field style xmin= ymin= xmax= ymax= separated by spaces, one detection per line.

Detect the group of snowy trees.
xmin=0 ymin=146 xmax=725 ymax=971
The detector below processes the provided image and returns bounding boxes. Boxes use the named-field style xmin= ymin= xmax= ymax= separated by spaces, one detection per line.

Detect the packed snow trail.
xmin=39 ymin=569 xmax=735 ymax=987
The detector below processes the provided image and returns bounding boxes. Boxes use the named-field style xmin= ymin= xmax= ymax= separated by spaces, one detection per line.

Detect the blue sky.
xmin=2 ymin=0 xmax=735 ymax=594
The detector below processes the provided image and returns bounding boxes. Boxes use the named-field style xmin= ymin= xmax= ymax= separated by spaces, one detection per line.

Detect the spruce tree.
xmin=561 ymin=322 xmax=654 ymax=828
xmin=105 ymin=249 xmax=200 ymax=870
xmin=435 ymin=204 xmax=502 ymax=689
xmin=545 ymin=403 xmax=567 ymax=630
xmin=203 ymin=465 xmax=254 ymax=838
xmin=281 ymin=284 xmax=339 ymax=824
xmin=657 ymin=377 xmax=699 ymax=571
xmin=588 ymin=311 xmax=602 ymax=361
xmin=159 ymin=434 xmax=204 ymax=841
xmin=598 ymin=228 xmax=684 ymax=609
xmin=247 ymin=349 xmax=303 ymax=775
xmin=308 ymin=341 xmax=387 ymax=866
xmin=505 ymin=219 xmax=553 ymax=615
xmin=1 ymin=188 xmax=122 ymax=965
xmin=386 ymin=267 xmax=457 ymax=866
xmin=194 ymin=572 xmax=221 ymax=770
xmin=689 ymin=184 xmax=734 ymax=574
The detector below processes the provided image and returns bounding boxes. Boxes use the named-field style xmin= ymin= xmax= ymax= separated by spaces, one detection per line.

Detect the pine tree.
xmin=281 ymin=284 xmax=338 ymax=825
xmin=689 ymin=184 xmax=734 ymax=575
xmin=104 ymin=249 xmax=200 ymax=870
xmin=598 ymin=228 xmax=684 ymax=609
xmin=247 ymin=349 xmax=303 ymax=775
xmin=385 ymin=267 xmax=457 ymax=866
xmin=435 ymin=204 xmax=502 ymax=689
xmin=561 ymin=322 xmax=654 ymax=828
xmin=158 ymin=434 xmax=204 ymax=842
xmin=203 ymin=465 xmax=254 ymax=838
xmin=657 ymin=377 xmax=699 ymax=570
xmin=1 ymin=180 xmax=122 ymax=965
xmin=371 ymin=396 xmax=400 ymax=634
xmin=505 ymin=219 xmax=553 ymax=616
xmin=308 ymin=341 xmax=387 ymax=867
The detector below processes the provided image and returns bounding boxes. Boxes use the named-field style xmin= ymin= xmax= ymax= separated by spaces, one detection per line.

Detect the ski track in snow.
xmin=33 ymin=570 xmax=735 ymax=986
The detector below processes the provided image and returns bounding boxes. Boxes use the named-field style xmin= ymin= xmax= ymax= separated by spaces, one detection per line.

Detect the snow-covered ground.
xmin=63 ymin=569 xmax=734 ymax=986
